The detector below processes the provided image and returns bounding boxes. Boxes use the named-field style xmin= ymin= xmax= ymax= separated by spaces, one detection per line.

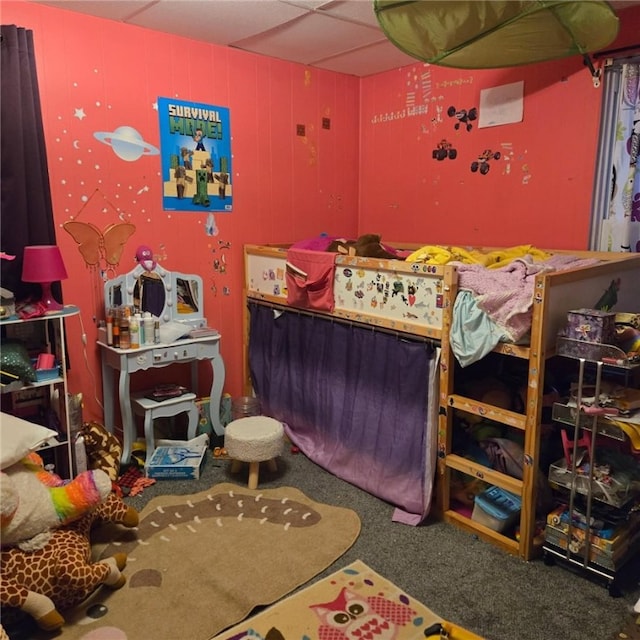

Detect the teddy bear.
xmin=0 ymin=453 xmax=139 ymax=633
xmin=327 ymin=233 xmax=401 ymax=260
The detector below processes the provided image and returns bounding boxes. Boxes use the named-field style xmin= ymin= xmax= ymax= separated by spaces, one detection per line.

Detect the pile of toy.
xmin=1 ymin=415 xmax=139 ymax=636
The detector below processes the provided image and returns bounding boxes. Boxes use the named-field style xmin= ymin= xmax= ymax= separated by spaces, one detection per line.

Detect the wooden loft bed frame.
xmin=243 ymin=243 xmax=640 ymax=559
xmin=438 ymin=251 xmax=640 ymax=559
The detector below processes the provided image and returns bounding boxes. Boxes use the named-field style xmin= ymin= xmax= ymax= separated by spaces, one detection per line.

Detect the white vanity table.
xmin=99 ymin=262 xmax=225 ymax=464
xmin=98 ymin=335 xmax=225 ymax=464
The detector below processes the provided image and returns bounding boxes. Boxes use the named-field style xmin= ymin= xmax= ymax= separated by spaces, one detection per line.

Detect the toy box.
xmin=471 ymin=485 xmax=521 ymax=532
xmin=565 ymin=308 xmax=616 ymax=344
xmin=145 ymin=442 xmax=207 ymax=479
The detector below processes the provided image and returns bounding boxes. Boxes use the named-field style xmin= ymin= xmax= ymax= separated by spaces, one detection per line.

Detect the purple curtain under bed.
xmin=248 ymin=302 xmax=439 ymax=524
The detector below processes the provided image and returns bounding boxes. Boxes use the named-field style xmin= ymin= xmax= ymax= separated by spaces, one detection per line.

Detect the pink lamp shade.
xmin=21 ymin=245 xmax=68 ymax=311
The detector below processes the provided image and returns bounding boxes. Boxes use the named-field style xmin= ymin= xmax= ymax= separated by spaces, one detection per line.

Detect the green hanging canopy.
xmin=373 ymin=0 xmax=620 ymax=69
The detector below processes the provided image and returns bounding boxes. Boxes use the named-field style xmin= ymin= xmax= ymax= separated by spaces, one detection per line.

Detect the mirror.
xmin=171 ymin=272 xmax=203 ymax=325
xmin=176 ymin=276 xmax=199 ymax=315
xmin=104 ymin=264 xmax=205 ymax=328
xmin=133 ymin=272 xmax=166 ymax=318
xmin=105 ymin=264 xmax=170 ymax=322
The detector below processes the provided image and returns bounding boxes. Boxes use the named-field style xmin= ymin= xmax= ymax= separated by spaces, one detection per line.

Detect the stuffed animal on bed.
xmin=327 ymin=234 xmax=400 ymax=260
xmin=0 ymin=453 xmax=139 ymax=632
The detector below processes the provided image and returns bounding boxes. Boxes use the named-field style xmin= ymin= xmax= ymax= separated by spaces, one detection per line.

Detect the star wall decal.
xmin=74 ymin=108 xmax=86 ymax=120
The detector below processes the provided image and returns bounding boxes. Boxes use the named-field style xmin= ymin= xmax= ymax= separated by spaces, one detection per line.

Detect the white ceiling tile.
xmin=314 ymin=0 xmax=380 ymax=28
xmin=281 ymin=0 xmax=338 ymax=10
xmin=35 ymin=1 xmax=155 ymax=21
xmin=315 ymin=39 xmax=418 ymax=76
xmin=126 ymin=0 xmax=310 ymax=45
xmin=232 ymin=11 xmax=381 ymax=65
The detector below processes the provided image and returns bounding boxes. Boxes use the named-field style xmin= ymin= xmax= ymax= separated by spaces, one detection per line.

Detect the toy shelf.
xmin=543 ymin=340 xmax=640 ymax=596
xmin=1 ymin=306 xmax=80 ymax=479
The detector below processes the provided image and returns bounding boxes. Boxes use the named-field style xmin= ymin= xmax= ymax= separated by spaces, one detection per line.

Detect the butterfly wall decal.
xmin=63 ymin=220 xmax=136 ymax=268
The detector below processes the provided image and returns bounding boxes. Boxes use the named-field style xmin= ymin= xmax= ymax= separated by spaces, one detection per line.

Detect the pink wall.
xmin=2 ymin=1 xmax=639 ymax=428
xmin=359 ymin=6 xmax=640 ymax=249
xmin=2 ymin=1 xmax=360 ymax=424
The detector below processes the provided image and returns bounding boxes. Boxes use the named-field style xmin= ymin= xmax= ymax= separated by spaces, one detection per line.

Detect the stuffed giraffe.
xmin=78 ymin=420 xmax=123 ymax=482
xmin=1 ymin=491 xmax=139 ymax=632
xmin=0 ymin=451 xmax=139 ymax=632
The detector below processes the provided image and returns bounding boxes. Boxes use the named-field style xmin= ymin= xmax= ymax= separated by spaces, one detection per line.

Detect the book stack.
xmin=144 ymin=384 xmax=188 ymax=402
xmin=188 ymin=326 xmax=219 ymax=338
xmin=544 ymin=504 xmax=640 ymax=571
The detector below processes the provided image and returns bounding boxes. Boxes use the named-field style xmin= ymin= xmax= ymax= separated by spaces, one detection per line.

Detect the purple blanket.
xmin=455 ymin=255 xmax=600 ymax=341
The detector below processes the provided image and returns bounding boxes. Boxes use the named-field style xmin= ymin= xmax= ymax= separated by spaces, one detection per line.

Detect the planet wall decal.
xmin=93 ymin=125 xmax=159 ymax=161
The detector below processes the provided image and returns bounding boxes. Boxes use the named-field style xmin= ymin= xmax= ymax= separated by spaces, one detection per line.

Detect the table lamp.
xmin=21 ymin=245 xmax=68 ymax=311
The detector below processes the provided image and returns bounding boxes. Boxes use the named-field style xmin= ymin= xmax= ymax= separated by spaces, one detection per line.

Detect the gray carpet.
xmin=125 ymin=447 xmax=638 ymax=640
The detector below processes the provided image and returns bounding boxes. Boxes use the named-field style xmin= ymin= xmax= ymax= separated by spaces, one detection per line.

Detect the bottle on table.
xmin=136 ymin=313 xmax=145 ymax=345
xmin=130 ymin=313 xmax=140 ymax=349
xmin=143 ymin=312 xmax=154 ymax=345
xmin=119 ymin=309 xmax=131 ymax=350
xmin=112 ymin=308 xmax=120 ymax=348
xmin=106 ymin=309 xmax=114 ymax=346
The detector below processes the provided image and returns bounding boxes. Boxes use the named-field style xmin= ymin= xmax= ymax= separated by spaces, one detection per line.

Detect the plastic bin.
xmin=31 ymin=359 xmax=60 ymax=382
xmin=471 ymin=485 xmax=522 ymax=532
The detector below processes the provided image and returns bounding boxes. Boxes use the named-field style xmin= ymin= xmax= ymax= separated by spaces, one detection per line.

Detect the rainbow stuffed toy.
xmin=0 ymin=452 xmax=112 ymax=550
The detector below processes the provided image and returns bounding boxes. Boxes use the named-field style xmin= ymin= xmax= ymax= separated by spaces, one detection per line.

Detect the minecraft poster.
xmin=158 ymin=97 xmax=232 ymax=212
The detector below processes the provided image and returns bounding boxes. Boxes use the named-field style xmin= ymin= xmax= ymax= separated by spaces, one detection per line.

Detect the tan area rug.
xmin=215 ymin=559 xmax=484 ymax=640
xmin=34 ymin=483 xmax=360 ymax=640
xmin=611 ymin=612 xmax=640 ymax=640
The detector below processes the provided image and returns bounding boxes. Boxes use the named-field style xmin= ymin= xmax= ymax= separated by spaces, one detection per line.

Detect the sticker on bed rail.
xmin=333 ymin=265 xmax=444 ymax=327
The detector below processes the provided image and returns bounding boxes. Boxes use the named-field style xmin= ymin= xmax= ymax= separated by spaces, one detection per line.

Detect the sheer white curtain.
xmin=590 ymin=59 xmax=640 ymax=253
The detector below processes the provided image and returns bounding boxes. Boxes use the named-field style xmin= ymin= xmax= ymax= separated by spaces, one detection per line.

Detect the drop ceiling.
xmin=33 ymin=0 xmax=640 ymax=77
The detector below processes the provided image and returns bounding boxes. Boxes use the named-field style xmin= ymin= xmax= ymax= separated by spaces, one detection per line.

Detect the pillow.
xmin=0 ymin=413 xmax=58 ymax=470
xmin=1 ymin=341 xmax=36 ymax=383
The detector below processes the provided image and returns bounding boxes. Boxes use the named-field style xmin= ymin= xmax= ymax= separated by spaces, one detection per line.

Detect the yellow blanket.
xmin=405 ymin=244 xmax=551 ymax=269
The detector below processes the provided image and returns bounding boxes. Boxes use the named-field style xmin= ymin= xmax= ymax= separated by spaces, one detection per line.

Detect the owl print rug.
xmin=214 ymin=560 xmax=485 ymax=640
xmin=29 ymin=484 xmax=361 ymax=640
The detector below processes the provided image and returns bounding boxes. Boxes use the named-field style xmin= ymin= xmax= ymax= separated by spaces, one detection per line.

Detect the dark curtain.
xmin=1 ymin=25 xmax=59 ymax=303
xmin=248 ymin=302 xmax=438 ymax=523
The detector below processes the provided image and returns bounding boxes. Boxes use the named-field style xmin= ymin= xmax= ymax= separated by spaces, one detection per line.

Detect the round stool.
xmin=131 ymin=391 xmax=198 ymax=462
xmin=224 ymin=416 xmax=284 ymax=489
